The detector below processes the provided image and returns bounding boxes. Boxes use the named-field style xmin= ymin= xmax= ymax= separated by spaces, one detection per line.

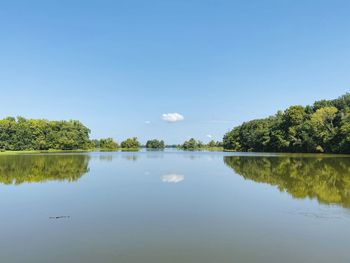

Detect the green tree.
xmin=338 ymin=110 xmax=350 ymax=153
xmin=146 ymin=139 xmax=165 ymax=149
xmin=206 ymin=140 xmax=223 ymax=148
xmin=310 ymin=106 xmax=338 ymax=152
xmin=207 ymin=140 xmax=217 ymax=147
xmin=0 ymin=117 xmax=91 ymax=151
xmin=179 ymin=138 xmax=203 ymax=150
xmin=99 ymin=138 xmax=119 ymax=150
xmin=223 ymin=93 xmax=350 ymax=153
xmin=120 ymin=137 xmax=140 ymax=149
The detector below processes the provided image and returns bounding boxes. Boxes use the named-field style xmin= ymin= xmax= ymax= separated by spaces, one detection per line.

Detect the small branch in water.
xmin=49 ymin=216 xmax=70 ymax=219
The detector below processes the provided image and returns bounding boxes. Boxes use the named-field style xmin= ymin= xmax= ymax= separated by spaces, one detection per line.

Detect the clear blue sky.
xmin=0 ymin=0 xmax=349 ymax=144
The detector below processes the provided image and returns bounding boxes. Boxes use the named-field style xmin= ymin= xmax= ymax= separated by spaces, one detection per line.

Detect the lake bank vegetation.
xmin=146 ymin=139 xmax=165 ymax=149
xmin=178 ymin=138 xmax=223 ymax=151
xmin=120 ymin=137 xmax=141 ymax=150
xmin=1 ymin=94 xmax=349 ymax=154
xmin=91 ymin=138 xmax=119 ymax=150
xmin=223 ymin=93 xmax=350 ymax=154
xmin=0 ymin=117 xmax=142 ymax=152
xmin=0 ymin=117 xmax=91 ymax=151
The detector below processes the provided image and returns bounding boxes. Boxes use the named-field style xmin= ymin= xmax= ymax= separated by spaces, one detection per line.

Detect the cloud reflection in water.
xmin=161 ymin=174 xmax=184 ymax=183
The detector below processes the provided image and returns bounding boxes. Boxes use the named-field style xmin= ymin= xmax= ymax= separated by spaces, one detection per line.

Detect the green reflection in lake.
xmin=0 ymin=152 xmax=350 ymax=263
xmin=224 ymin=155 xmax=350 ymax=208
xmin=0 ymin=154 xmax=90 ymax=185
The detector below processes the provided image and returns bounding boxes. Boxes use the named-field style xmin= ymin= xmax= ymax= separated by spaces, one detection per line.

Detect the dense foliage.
xmin=207 ymin=140 xmax=223 ymax=148
xmin=146 ymin=139 xmax=165 ymax=149
xmin=0 ymin=117 xmax=91 ymax=151
xmin=0 ymin=154 xmax=90 ymax=185
xmin=224 ymin=156 xmax=350 ymax=208
xmin=120 ymin=137 xmax=141 ymax=149
xmin=92 ymin=138 xmax=119 ymax=150
xmin=179 ymin=138 xmax=223 ymax=150
xmin=179 ymin=138 xmax=204 ymax=150
xmin=223 ymin=93 xmax=350 ymax=153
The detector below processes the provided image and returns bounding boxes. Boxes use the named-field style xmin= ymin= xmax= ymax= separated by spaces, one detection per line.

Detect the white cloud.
xmin=161 ymin=113 xmax=184 ymax=122
xmin=206 ymin=134 xmax=213 ymax=139
xmin=161 ymin=174 xmax=184 ymax=183
xmin=144 ymin=121 xmax=151 ymax=124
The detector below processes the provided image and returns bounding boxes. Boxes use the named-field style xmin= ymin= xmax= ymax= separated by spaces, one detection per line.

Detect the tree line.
xmin=0 ymin=117 xmax=222 ymax=152
xmin=0 ymin=117 xmax=145 ymax=151
xmin=95 ymin=138 xmax=168 ymax=150
xmin=145 ymin=139 xmax=165 ymax=149
xmin=2 ymin=93 xmax=349 ymax=153
xmin=0 ymin=116 xmax=172 ymax=151
xmin=178 ymin=138 xmax=223 ymax=150
xmin=0 ymin=117 xmax=91 ymax=151
xmin=223 ymin=93 xmax=350 ymax=153
xmin=93 ymin=138 xmax=165 ymax=150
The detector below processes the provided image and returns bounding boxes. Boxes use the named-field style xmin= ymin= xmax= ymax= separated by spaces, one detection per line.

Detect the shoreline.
xmin=0 ymin=149 xmax=349 ymax=157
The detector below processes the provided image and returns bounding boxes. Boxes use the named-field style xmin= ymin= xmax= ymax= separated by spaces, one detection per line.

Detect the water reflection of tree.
xmin=0 ymin=154 xmax=90 ymax=185
xmin=99 ymin=155 xmax=114 ymax=162
xmin=224 ymin=156 xmax=350 ymax=208
xmin=122 ymin=154 xmax=139 ymax=161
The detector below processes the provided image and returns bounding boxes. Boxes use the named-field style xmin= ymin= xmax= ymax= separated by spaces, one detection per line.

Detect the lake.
xmin=0 ymin=150 xmax=350 ymax=263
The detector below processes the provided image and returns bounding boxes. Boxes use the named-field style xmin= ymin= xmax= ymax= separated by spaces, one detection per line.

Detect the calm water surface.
xmin=0 ymin=151 xmax=350 ymax=263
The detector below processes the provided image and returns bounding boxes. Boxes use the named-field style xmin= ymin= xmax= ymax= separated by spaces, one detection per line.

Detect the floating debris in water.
xmin=49 ymin=216 xmax=70 ymax=219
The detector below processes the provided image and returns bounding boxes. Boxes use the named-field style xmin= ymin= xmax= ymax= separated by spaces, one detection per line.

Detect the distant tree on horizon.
xmin=146 ymin=139 xmax=165 ymax=149
xmin=120 ymin=137 xmax=140 ymax=149
xmin=179 ymin=138 xmax=203 ymax=150
xmin=99 ymin=138 xmax=118 ymax=150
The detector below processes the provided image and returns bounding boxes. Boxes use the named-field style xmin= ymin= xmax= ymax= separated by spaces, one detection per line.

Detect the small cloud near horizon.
xmin=161 ymin=113 xmax=184 ymax=122
xmin=206 ymin=134 xmax=213 ymax=139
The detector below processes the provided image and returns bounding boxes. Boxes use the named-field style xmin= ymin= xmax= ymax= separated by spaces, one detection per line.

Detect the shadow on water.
xmin=0 ymin=154 xmax=90 ymax=185
xmin=223 ymin=155 xmax=350 ymax=208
